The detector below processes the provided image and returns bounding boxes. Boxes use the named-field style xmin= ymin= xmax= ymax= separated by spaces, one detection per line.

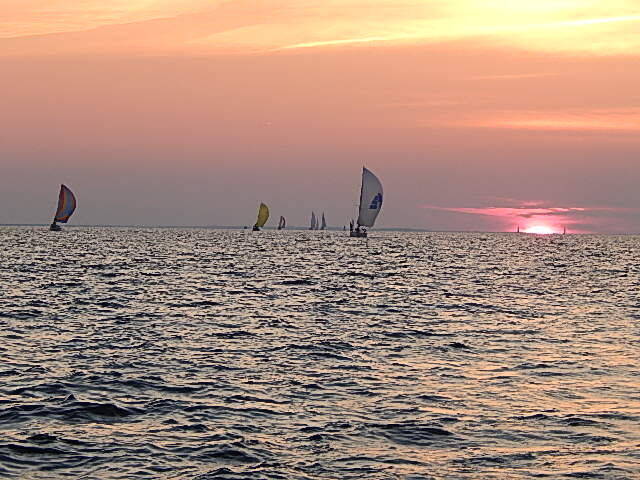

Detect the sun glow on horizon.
xmin=523 ymin=225 xmax=557 ymax=234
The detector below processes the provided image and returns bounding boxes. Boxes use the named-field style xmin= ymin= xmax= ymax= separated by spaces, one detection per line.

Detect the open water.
xmin=0 ymin=227 xmax=638 ymax=479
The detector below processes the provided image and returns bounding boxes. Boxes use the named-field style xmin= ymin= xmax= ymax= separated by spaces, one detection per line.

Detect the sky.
xmin=1 ymin=0 xmax=639 ymax=232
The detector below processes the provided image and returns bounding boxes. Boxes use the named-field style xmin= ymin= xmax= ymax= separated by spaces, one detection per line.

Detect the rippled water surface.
xmin=1 ymin=227 xmax=639 ymax=479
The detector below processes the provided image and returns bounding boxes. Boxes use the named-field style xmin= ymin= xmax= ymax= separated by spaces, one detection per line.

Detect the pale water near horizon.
xmin=1 ymin=227 xmax=638 ymax=479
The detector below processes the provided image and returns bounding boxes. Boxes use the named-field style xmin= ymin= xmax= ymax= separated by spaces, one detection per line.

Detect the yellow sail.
xmin=255 ymin=203 xmax=269 ymax=228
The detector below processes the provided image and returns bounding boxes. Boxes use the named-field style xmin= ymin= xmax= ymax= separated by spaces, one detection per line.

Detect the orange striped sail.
xmin=54 ymin=184 xmax=77 ymax=223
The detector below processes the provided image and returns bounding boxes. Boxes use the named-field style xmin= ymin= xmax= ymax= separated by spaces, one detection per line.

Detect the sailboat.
xmin=350 ymin=167 xmax=383 ymax=238
xmin=277 ymin=216 xmax=286 ymax=230
xmin=253 ymin=203 xmax=269 ymax=231
xmin=309 ymin=211 xmax=317 ymax=230
xmin=50 ymin=184 xmax=77 ymax=231
xmin=320 ymin=213 xmax=327 ymax=230
xmin=516 ymin=225 xmax=520 ymax=233
xmin=563 ymin=226 xmax=567 ymax=235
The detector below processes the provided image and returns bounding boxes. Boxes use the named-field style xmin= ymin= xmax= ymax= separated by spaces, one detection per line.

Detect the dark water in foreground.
xmin=1 ymin=227 xmax=639 ymax=479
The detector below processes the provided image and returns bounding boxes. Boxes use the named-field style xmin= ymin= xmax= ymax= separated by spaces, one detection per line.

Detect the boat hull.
xmin=350 ymin=231 xmax=367 ymax=238
xmin=49 ymin=224 xmax=62 ymax=232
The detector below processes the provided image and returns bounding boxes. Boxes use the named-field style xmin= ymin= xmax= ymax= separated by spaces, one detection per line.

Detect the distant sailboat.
xmin=320 ymin=212 xmax=327 ymax=230
xmin=50 ymin=184 xmax=76 ymax=231
xmin=309 ymin=211 xmax=317 ymax=230
xmin=350 ymin=167 xmax=383 ymax=238
xmin=253 ymin=203 xmax=269 ymax=231
xmin=516 ymin=225 xmax=520 ymax=233
xmin=277 ymin=216 xmax=286 ymax=230
xmin=563 ymin=226 xmax=567 ymax=235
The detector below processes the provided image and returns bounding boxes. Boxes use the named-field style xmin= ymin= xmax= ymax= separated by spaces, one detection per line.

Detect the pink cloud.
xmin=423 ymin=203 xmax=639 ymax=233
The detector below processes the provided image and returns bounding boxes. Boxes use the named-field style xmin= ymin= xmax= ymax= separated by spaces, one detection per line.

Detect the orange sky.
xmin=3 ymin=1 xmax=640 ymax=55
xmin=1 ymin=1 xmax=639 ymax=230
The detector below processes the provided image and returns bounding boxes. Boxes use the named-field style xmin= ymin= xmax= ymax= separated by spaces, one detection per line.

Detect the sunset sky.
xmin=2 ymin=1 xmax=639 ymax=232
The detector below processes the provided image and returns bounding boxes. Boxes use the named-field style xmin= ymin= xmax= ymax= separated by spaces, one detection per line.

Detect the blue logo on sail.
xmin=369 ymin=193 xmax=383 ymax=210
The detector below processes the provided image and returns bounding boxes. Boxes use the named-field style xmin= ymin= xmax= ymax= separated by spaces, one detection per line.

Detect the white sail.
xmin=310 ymin=211 xmax=317 ymax=230
xmin=357 ymin=167 xmax=383 ymax=228
xmin=320 ymin=213 xmax=326 ymax=230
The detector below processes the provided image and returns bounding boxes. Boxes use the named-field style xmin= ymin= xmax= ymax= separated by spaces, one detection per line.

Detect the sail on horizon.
xmin=54 ymin=184 xmax=77 ymax=223
xmin=357 ymin=167 xmax=383 ymax=228
xmin=254 ymin=203 xmax=269 ymax=228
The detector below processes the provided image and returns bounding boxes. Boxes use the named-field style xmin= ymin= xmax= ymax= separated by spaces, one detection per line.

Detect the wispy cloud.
xmin=469 ymin=109 xmax=640 ymax=132
xmin=545 ymin=14 xmax=640 ymax=28
xmin=471 ymin=73 xmax=560 ymax=81
xmin=0 ymin=0 xmax=215 ymax=38
xmin=427 ymin=205 xmax=589 ymax=219
xmin=2 ymin=1 xmax=640 ymax=55
xmin=277 ymin=11 xmax=640 ymax=53
xmin=278 ymin=35 xmax=414 ymax=50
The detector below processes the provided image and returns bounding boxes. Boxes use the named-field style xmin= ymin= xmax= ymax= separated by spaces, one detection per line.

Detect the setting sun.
xmin=523 ymin=225 xmax=557 ymax=234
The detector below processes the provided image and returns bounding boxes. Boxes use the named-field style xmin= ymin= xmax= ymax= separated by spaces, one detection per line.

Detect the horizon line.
xmin=1 ymin=224 xmax=638 ymax=235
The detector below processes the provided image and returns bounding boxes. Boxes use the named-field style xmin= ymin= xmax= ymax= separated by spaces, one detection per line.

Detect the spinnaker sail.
xmin=54 ymin=185 xmax=77 ymax=223
xmin=50 ymin=184 xmax=77 ymax=231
